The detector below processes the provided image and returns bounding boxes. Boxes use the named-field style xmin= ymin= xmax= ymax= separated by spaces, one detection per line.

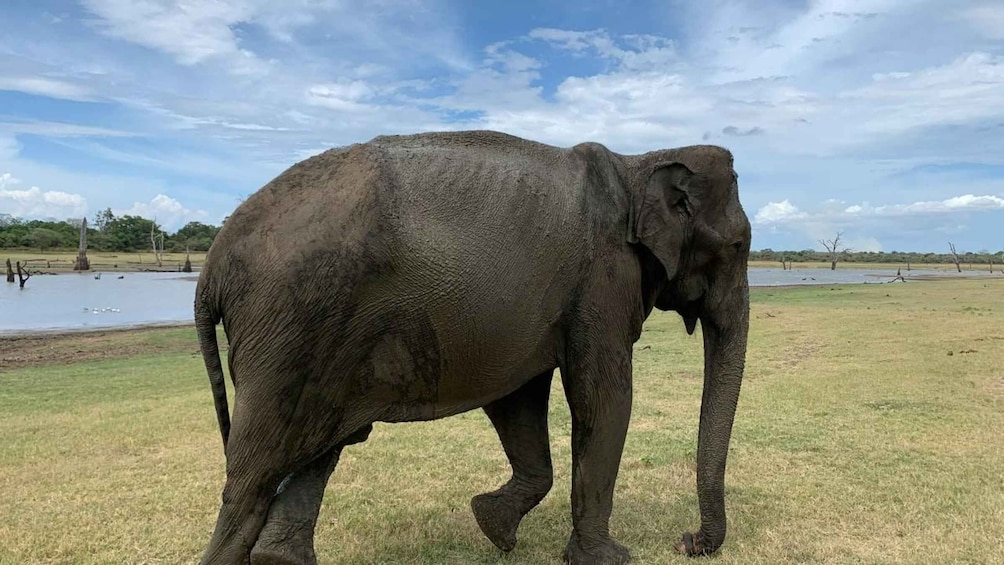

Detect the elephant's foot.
xmin=673 ymin=530 xmax=719 ymax=557
xmin=470 ymin=491 xmax=523 ymax=552
xmin=249 ymin=521 xmax=317 ymax=565
xmin=562 ymin=531 xmax=630 ymax=565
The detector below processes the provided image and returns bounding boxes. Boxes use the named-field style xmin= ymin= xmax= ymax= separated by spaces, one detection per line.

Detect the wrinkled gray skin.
xmin=195 ymin=130 xmax=750 ymax=565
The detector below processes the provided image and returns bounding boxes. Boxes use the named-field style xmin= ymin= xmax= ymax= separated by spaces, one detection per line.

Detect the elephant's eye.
xmin=731 ymin=241 xmax=745 ymax=253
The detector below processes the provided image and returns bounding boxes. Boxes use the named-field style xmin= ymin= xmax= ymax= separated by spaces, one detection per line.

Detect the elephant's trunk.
xmin=683 ymin=277 xmax=749 ymax=555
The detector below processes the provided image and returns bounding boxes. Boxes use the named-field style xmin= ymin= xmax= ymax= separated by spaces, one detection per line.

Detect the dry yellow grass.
xmin=2 ymin=250 xmax=207 ymax=272
xmin=0 ymin=280 xmax=1001 ymax=564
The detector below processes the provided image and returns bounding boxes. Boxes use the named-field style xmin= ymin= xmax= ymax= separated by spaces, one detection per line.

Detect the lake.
xmin=1 ymin=267 xmax=999 ymax=334
xmin=1 ymin=272 xmax=199 ymax=334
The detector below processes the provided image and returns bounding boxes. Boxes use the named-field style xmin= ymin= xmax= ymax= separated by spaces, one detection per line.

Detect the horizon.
xmin=1 ymin=1 xmax=1003 ymax=253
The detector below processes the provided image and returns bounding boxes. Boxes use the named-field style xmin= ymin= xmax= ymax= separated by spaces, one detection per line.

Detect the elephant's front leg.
xmin=472 ymin=370 xmax=555 ymax=552
xmin=561 ymin=340 xmax=633 ymax=565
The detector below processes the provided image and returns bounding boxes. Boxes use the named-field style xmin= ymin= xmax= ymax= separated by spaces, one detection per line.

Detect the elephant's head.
xmin=627 ymin=145 xmax=750 ymax=556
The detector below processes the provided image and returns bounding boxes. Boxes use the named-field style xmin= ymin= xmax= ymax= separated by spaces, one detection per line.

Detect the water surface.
xmin=1 ymin=272 xmax=198 ymax=334
xmin=2 ymin=267 xmax=998 ymax=334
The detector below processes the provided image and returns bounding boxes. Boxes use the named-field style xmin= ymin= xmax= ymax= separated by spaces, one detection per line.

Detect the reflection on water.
xmin=1 ymin=267 xmax=1000 ymax=334
xmin=745 ymin=267 xmax=1000 ymax=286
xmin=0 ymin=272 xmax=198 ymax=334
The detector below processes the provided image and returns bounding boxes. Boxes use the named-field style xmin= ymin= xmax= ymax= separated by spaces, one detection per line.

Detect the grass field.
xmin=1 ymin=280 xmax=1002 ymax=564
xmin=2 ymin=250 xmax=207 ymax=272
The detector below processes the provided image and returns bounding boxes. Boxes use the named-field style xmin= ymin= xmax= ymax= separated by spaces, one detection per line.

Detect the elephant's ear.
xmin=628 ymin=161 xmax=695 ymax=281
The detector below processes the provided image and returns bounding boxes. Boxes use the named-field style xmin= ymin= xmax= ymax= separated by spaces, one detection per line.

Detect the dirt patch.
xmin=781 ymin=340 xmax=823 ymax=370
xmin=0 ymin=325 xmax=209 ymax=371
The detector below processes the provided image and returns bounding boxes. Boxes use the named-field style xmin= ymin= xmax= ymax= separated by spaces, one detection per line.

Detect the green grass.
xmin=1 ymin=280 xmax=1002 ymax=563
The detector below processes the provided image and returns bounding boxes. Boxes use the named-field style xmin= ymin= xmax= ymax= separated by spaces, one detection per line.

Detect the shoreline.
xmin=0 ymin=320 xmax=195 ymax=340
xmin=4 ymin=273 xmax=1001 ymax=338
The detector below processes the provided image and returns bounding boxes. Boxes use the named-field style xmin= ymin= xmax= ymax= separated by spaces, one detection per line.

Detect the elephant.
xmin=194 ymin=130 xmax=751 ymax=565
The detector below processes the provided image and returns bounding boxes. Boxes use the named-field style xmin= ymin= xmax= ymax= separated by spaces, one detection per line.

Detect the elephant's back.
xmin=202 ymin=143 xmax=394 ymax=323
xmin=202 ymin=129 xmax=611 ymax=332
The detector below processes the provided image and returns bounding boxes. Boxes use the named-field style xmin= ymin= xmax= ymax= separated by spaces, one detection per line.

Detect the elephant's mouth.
xmin=655 ymin=292 xmax=703 ymax=335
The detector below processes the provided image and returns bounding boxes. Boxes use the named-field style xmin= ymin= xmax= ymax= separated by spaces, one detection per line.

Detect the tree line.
xmin=2 ymin=209 xmax=1001 ymax=265
xmin=752 ymin=248 xmax=1004 ymax=266
xmin=0 ymin=209 xmax=221 ymax=253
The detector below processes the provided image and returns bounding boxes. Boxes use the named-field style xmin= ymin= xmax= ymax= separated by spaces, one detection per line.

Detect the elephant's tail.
xmin=195 ymin=278 xmax=230 ymax=450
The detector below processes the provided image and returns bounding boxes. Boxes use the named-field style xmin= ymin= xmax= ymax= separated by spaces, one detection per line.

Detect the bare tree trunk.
xmin=5 ymin=258 xmax=14 ymax=283
xmin=73 ymin=217 xmax=90 ymax=271
xmin=819 ymin=232 xmax=847 ymax=272
xmin=151 ymin=221 xmax=163 ymax=268
xmin=16 ymin=261 xmax=32 ymax=289
xmin=183 ymin=245 xmax=193 ymax=273
xmin=948 ymin=242 xmax=962 ymax=273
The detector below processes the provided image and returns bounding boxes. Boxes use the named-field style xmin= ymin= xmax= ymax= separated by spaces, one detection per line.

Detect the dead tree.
xmin=16 ymin=261 xmax=32 ymax=289
xmin=182 ymin=245 xmax=193 ymax=273
xmin=948 ymin=242 xmax=962 ymax=273
xmin=5 ymin=258 xmax=14 ymax=283
xmin=819 ymin=231 xmax=849 ymax=270
xmin=151 ymin=220 xmax=164 ymax=268
xmin=73 ymin=218 xmax=90 ymax=271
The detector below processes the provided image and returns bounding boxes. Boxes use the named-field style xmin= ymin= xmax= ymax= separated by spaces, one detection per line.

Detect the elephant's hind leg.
xmin=201 ymin=374 xmax=358 ymax=565
xmin=250 ymin=425 xmax=373 ymax=565
xmin=200 ymin=402 xmax=305 ymax=565
xmin=472 ymin=370 xmax=554 ymax=552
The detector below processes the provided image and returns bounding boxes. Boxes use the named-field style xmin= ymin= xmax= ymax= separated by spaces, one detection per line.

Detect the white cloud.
xmin=306 ymin=81 xmax=377 ymax=112
xmin=851 ymin=194 xmax=1004 ymax=216
xmin=754 ymin=199 xmax=807 ymax=224
xmin=78 ymin=0 xmax=467 ymax=78
xmin=528 ymin=28 xmax=679 ymax=70
xmin=756 ymin=193 xmax=1004 ymax=227
xmin=843 ymin=52 xmax=1004 ymax=135
xmin=0 ymin=136 xmax=19 ymax=160
xmin=0 ymin=183 xmax=89 ymax=219
xmin=0 ymin=76 xmax=94 ymax=101
xmin=80 ymin=0 xmax=268 ymax=74
xmin=844 ymin=237 xmax=884 ymax=253
xmin=116 ymin=194 xmax=208 ymax=230
xmin=0 ymin=173 xmax=19 ymax=188
xmin=0 ymin=121 xmax=134 ymax=138
xmin=0 ymin=1 xmax=1002 ymax=252
xmin=961 ymin=3 xmax=1004 ymax=39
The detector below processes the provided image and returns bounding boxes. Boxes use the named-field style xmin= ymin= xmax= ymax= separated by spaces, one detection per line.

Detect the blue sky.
xmin=1 ymin=0 xmax=1002 ymax=252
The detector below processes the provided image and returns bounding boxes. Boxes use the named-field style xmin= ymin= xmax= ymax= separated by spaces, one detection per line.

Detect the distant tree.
xmin=104 ymin=215 xmax=160 ymax=251
xmin=818 ymin=232 xmax=850 ymax=270
xmin=171 ymin=221 xmax=221 ymax=252
xmin=28 ymin=228 xmax=64 ymax=252
xmin=93 ymin=208 xmax=115 ymax=232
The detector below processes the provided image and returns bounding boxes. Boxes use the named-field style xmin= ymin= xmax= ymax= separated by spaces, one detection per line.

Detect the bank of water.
xmin=1 ymin=268 xmax=999 ymax=334
xmin=1 ymin=272 xmax=199 ymax=334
